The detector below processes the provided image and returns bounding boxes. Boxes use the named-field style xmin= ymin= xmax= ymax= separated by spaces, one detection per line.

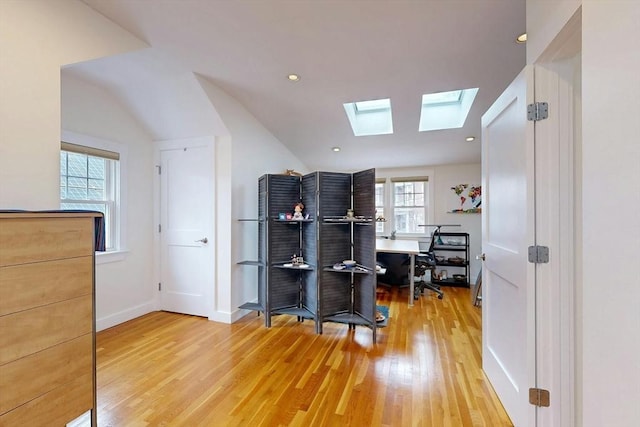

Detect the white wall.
xmin=197 ymin=76 xmax=308 ymax=322
xmin=61 ymin=74 xmax=156 ymax=331
xmin=526 ymin=0 xmax=582 ymax=65
xmin=528 ymin=1 xmax=640 ymax=426
xmin=0 ymin=0 xmax=146 ymax=209
xmin=580 ymin=1 xmax=640 ymax=426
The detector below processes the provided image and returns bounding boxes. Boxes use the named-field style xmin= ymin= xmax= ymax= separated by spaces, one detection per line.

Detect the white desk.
xmin=376 ymin=238 xmax=420 ymax=306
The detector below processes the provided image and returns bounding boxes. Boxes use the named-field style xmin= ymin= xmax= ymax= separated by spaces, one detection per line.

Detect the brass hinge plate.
xmin=529 ymin=388 xmax=550 ymax=407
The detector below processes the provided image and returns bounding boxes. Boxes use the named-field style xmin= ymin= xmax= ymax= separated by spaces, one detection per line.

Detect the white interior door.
xmin=160 ymin=143 xmax=214 ymax=317
xmin=481 ymin=66 xmax=536 ymax=427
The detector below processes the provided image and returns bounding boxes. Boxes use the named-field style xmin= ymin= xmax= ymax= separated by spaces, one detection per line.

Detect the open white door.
xmin=481 ymin=66 xmax=536 ymax=427
xmin=159 ymin=141 xmax=214 ymax=317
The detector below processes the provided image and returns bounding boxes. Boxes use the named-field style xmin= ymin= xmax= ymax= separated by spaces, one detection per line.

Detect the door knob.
xmin=477 ymin=253 xmax=486 ymax=261
xmin=195 ymin=237 xmax=208 ymax=244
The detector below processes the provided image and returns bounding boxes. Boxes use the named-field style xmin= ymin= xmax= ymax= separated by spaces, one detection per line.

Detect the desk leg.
xmin=409 ymin=253 xmax=415 ymax=306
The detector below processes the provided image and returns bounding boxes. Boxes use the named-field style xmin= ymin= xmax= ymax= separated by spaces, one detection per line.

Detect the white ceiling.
xmin=72 ymin=0 xmax=526 ymax=171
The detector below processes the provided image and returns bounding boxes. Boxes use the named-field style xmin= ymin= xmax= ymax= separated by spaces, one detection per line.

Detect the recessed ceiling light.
xmin=516 ymin=33 xmax=527 ymax=43
xmin=287 ymin=74 xmax=300 ymax=82
xmin=465 ymin=136 xmax=475 ymax=142
xmin=332 ymin=147 xmax=341 ymax=152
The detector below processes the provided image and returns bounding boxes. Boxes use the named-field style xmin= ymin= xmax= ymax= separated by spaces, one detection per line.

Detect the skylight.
xmin=422 ymin=90 xmax=462 ymax=105
xmin=354 ymin=99 xmax=390 ymax=112
xmin=344 ymin=98 xmax=393 ymax=136
xmin=419 ymin=88 xmax=478 ymax=132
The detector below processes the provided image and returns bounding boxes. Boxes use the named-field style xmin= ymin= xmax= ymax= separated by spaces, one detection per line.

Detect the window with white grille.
xmin=392 ymin=179 xmax=428 ymax=235
xmin=60 ymin=141 xmax=120 ymax=251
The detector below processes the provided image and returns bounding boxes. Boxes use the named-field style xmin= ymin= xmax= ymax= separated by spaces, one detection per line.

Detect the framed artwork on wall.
xmin=449 ymin=183 xmax=481 ymax=213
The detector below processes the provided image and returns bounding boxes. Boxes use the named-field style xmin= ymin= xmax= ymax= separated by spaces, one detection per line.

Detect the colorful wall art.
xmin=449 ymin=184 xmax=481 ymax=213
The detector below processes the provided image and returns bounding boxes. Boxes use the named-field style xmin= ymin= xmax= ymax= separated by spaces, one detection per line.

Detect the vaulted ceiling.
xmin=70 ymin=0 xmax=526 ymax=171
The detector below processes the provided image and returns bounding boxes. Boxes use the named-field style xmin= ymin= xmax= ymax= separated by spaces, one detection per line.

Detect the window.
xmin=392 ymin=179 xmax=428 ymax=234
xmin=60 ymin=141 xmax=120 ymax=251
xmin=375 ymin=176 xmax=431 ymax=236
xmin=375 ymin=181 xmax=385 ymax=233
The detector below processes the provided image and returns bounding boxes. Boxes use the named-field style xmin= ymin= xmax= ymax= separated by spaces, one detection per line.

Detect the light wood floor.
xmin=96 ymin=286 xmax=512 ymax=426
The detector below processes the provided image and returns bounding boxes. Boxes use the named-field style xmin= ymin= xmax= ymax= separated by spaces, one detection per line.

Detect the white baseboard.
xmin=208 ymin=307 xmax=255 ymax=324
xmin=96 ymin=301 xmax=155 ymax=332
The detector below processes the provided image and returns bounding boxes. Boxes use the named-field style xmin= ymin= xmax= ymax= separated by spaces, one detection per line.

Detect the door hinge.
xmin=527 ymin=102 xmax=548 ymax=121
xmin=529 ymin=388 xmax=550 ymax=407
xmin=158 ymin=224 xmax=161 ymax=233
xmin=158 ymin=282 xmax=161 ymax=291
xmin=528 ymin=245 xmax=549 ymax=263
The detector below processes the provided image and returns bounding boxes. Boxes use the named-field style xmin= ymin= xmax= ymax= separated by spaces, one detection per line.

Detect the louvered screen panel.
xmin=264 ymin=175 xmax=301 ymax=319
xmin=269 ymin=268 xmax=299 ymax=309
xmin=353 ymin=273 xmax=376 ymax=323
xmin=301 ymin=173 xmax=318 ymax=313
xmin=353 ymin=169 xmax=376 ymax=323
xmin=301 ymin=272 xmax=317 ymax=314
xmin=319 ymin=273 xmax=351 ymax=315
xmin=318 ymin=224 xmax=350 ymax=266
xmin=267 ymin=175 xmax=300 ymax=218
xmin=318 ymin=223 xmax=351 ymax=316
xmin=318 ymin=172 xmax=350 ymax=218
xmin=269 ymin=223 xmax=300 ymax=263
xmin=258 ymin=176 xmax=267 ymax=307
xmin=353 ymin=168 xmax=375 ymax=218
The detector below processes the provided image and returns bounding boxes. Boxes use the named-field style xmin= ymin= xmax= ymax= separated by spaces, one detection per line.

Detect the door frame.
xmin=481 ymin=13 xmax=580 ymax=424
xmin=530 ymin=11 xmax=581 ymax=427
xmin=153 ymin=136 xmax=217 ymax=319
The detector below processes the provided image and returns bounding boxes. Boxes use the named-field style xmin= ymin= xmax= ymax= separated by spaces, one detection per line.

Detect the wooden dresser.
xmin=0 ymin=212 xmax=99 ymax=426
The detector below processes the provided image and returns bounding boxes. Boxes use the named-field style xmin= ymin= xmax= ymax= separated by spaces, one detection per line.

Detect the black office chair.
xmin=413 ymin=248 xmax=443 ymax=299
xmin=403 ymin=232 xmax=444 ymax=299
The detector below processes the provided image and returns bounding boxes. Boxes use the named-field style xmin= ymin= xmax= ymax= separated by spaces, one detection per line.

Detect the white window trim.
xmin=61 ymin=130 xmax=128 ymax=260
xmin=375 ymin=169 xmax=435 ymax=238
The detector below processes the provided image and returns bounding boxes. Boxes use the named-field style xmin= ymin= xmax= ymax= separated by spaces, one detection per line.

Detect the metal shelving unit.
xmin=431 ymin=232 xmax=470 ymax=287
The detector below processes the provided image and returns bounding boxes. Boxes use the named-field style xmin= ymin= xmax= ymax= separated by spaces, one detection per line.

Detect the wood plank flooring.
xmin=96 ymin=286 xmax=512 ymax=426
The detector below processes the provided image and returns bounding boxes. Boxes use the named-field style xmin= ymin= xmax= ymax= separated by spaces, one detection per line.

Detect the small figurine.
xmin=293 ymin=202 xmax=304 ymax=220
xmin=291 ymin=253 xmax=304 ymax=265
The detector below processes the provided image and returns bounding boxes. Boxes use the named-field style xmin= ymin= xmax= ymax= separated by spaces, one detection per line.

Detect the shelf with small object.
xmin=312 ymin=168 xmax=381 ymax=340
xmin=237 ymin=217 xmax=266 ymax=314
xmin=267 ymin=179 xmax=318 ymax=328
xmin=431 ymin=232 xmax=470 ymax=287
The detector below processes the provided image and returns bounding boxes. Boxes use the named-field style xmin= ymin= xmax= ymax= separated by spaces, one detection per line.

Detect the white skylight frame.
xmin=419 ymin=88 xmax=478 ymax=132
xmin=344 ymin=98 xmax=393 ymax=136
xmin=422 ymin=90 xmax=462 ymax=105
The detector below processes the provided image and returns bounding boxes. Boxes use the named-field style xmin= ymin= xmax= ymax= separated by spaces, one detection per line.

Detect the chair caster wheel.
xmin=438 ymin=294 xmax=443 ymax=299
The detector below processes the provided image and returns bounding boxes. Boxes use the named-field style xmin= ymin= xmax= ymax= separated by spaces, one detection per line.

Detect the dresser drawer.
xmin=0 ymin=217 xmax=94 ymax=267
xmin=0 ymin=294 xmax=93 ymax=365
xmin=0 ymin=256 xmax=93 ymax=316
xmin=0 ymin=334 xmax=93 ymax=415
xmin=0 ymin=373 xmax=93 ymax=426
